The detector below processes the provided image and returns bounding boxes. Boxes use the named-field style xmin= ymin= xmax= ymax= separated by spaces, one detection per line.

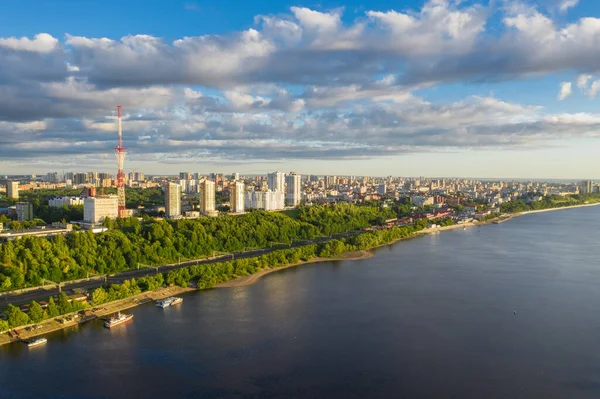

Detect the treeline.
xmin=500 ymin=193 xmax=600 ymax=214
xmin=0 ymin=204 xmax=393 ymax=291
xmin=0 ymin=292 xmax=89 ymax=331
xmin=1 ymin=222 xmax=432 ymax=330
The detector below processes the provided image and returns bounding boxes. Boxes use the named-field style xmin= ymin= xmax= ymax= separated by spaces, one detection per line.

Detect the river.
xmin=2 ymin=206 xmax=600 ymax=398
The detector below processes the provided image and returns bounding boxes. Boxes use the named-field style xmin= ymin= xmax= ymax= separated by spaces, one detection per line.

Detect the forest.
xmin=0 ymin=203 xmax=398 ymax=291
xmin=1 ymin=223 xmax=424 ymax=330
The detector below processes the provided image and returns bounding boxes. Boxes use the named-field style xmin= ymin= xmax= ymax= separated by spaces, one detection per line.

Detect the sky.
xmin=1 ymin=0 xmax=600 ymax=178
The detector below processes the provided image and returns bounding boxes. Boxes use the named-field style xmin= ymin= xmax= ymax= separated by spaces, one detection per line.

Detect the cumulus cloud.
xmin=558 ymin=82 xmax=572 ymax=100
xmin=1 ymin=1 xmax=600 ymax=169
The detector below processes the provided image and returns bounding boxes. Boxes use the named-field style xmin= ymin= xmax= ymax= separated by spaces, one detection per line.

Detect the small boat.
xmin=104 ymin=312 xmax=133 ymax=328
xmin=27 ymin=337 xmax=47 ymax=348
xmin=155 ymin=297 xmax=174 ymax=308
xmin=156 ymin=297 xmax=183 ymax=308
xmin=170 ymin=297 xmax=183 ymax=306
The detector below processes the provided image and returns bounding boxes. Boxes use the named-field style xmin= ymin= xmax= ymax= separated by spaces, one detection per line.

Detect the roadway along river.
xmin=1 ymin=206 xmax=600 ymax=398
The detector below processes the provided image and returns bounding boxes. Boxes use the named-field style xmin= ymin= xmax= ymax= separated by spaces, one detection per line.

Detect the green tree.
xmin=27 ymin=301 xmax=46 ymax=323
xmin=6 ymin=304 xmax=30 ymax=327
xmin=46 ymin=297 xmax=60 ymax=318
xmin=57 ymin=292 xmax=73 ymax=314
xmin=91 ymin=287 xmax=108 ymax=305
xmin=0 ymin=319 xmax=9 ymax=331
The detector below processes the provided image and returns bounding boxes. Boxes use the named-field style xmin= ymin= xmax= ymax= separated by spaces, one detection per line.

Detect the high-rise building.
xmin=199 ymin=180 xmax=216 ymax=214
xmin=232 ymin=173 xmax=240 ymax=181
xmin=177 ymin=179 xmax=187 ymax=193
xmin=285 ymin=172 xmax=302 ymax=207
xmin=179 ymin=172 xmax=191 ymax=180
xmin=6 ymin=181 xmax=19 ymax=199
xmin=581 ymin=180 xmax=593 ymax=194
xmin=245 ymin=190 xmax=285 ymax=210
xmin=45 ymin=172 xmax=59 ymax=183
xmin=377 ymin=183 xmax=387 ymax=195
xmin=325 ymin=175 xmax=338 ymax=188
xmin=165 ymin=183 xmax=181 ymax=218
xmin=83 ymin=196 xmax=119 ymax=223
xmin=268 ymin=171 xmax=285 ymax=192
xmin=230 ymin=181 xmax=245 ymax=213
xmin=16 ymin=202 xmax=33 ymax=221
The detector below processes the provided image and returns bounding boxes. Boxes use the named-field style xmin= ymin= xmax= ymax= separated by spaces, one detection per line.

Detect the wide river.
xmin=2 ymin=207 xmax=600 ymax=398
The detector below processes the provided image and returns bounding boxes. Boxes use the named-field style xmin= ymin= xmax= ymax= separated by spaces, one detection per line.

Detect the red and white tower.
xmin=115 ymin=105 xmax=127 ymax=217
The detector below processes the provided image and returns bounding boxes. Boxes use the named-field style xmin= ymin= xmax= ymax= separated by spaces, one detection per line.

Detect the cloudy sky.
xmin=1 ymin=0 xmax=600 ymax=178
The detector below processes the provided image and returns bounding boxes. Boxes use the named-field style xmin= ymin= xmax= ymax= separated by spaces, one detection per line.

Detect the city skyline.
xmin=2 ymin=0 xmax=600 ymax=178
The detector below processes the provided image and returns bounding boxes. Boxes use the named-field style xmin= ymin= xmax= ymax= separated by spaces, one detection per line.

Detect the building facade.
xmin=165 ymin=182 xmax=181 ymax=218
xmin=267 ymin=171 xmax=285 ymax=193
xmin=49 ymin=197 xmax=85 ymax=207
xmin=199 ymin=180 xmax=216 ymax=214
xmin=285 ymin=173 xmax=302 ymax=207
xmin=230 ymin=181 xmax=245 ymax=213
xmin=83 ymin=196 xmax=119 ymax=223
xmin=16 ymin=202 xmax=33 ymax=221
xmin=7 ymin=181 xmax=19 ymax=199
xmin=245 ymin=190 xmax=285 ymax=211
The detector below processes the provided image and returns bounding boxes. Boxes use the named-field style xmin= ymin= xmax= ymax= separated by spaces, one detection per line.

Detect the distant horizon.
xmin=1 ymin=172 xmax=596 ymax=184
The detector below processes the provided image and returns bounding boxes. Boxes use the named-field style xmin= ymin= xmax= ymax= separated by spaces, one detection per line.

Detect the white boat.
xmin=27 ymin=337 xmax=47 ymax=347
xmin=170 ymin=297 xmax=183 ymax=306
xmin=155 ymin=297 xmax=174 ymax=308
xmin=104 ymin=312 xmax=133 ymax=328
xmin=156 ymin=297 xmax=183 ymax=308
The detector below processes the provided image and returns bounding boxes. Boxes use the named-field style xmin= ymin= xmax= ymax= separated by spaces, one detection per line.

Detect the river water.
xmin=2 ymin=207 xmax=600 ymax=398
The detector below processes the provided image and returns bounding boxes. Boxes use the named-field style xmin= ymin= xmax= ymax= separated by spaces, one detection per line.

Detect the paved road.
xmin=1 ymin=231 xmax=361 ymax=306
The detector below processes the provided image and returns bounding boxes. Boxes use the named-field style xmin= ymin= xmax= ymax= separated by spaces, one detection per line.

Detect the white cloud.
xmin=559 ymin=0 xmax=579 ymax=13
xmin=0 ymin=33 xmax=58 ymax=53
xmin=558 ymin=81 xmax=572 ymax=100
xmin=576 ymin=74 xmax=592 ymax=89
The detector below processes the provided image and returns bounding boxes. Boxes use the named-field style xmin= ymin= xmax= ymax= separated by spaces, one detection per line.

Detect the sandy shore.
xmin=515 ymin=202 xmax=599 ymax=216
xmin=216 ymin=250 xmax=373 ymax=288
xmin=0 ymin=285 xmax=194 ymax=347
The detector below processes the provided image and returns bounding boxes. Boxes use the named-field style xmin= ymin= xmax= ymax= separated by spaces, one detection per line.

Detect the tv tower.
xmin=115 ymin=105 xmax=127 ymax=217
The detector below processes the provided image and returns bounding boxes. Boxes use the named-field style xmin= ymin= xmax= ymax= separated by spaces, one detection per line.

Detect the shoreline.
xmin=2 ymin=201 xmax=597 ymax=347
xmin=0 ymin=286 xmax=194 ymax=347
xmin=215 ymin=250 xmax=373 ymax=288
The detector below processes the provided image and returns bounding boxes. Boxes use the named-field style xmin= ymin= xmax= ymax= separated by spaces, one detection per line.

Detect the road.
xmin=1 ymin=231 xmax=361 ymax=306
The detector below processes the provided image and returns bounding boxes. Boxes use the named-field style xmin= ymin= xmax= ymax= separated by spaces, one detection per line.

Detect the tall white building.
xmin=165 ymin=182 xmax=181 ymax=218
xmin=245 ymin=190 xmax=285 ymax=211
xmin=199 ymin=180 xmax=216 ymax=214
xmin=230 ymin=181 xmax=245 ymax=213
xmin=267 ymin=171 xmax=285 ymax=193
xmin=377 ymin=183 xmax=387 ymax=195
xmin=83 ymin=196 xmax=119 ymax=223
xmin=6 ymin=181 xmax=19 ymax=199
xmin=232 ymin=173 xmax=240 ymax=181
xmin=285 ymin=173 xmax=302 ymax=207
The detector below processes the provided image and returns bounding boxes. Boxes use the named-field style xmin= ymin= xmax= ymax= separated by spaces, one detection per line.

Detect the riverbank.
xmin=216 ymin=250 xmax=373 ymax=288
xmin=0 ymin=285 xmax=194 ymax=347
xmin=3 ymin=202 xmax=597 ymax=346
xmin=515 ymin=202 xmax=599 ymax=216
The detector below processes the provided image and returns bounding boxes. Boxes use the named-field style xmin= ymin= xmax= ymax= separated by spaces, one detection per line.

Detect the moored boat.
xmin=27 ymin=337 xmax=47 ymax=347
xmin=170 ymin=297 xmax=183 ymax=306
xmin=155 ymin=297 xmax=174 ymax=308
xmin=104 ymin=312 xmax=133 ymax=328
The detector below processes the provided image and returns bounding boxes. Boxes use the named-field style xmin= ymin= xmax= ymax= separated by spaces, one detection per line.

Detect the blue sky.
xmin=1 ymin=0 xmax=600 ymax=178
